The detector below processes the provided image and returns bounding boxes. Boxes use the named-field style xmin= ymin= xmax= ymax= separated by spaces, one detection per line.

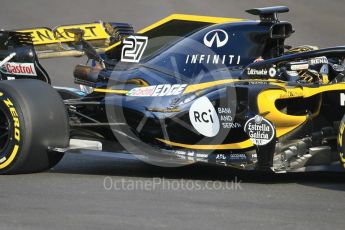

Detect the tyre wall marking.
xmin=0 ymin=145 xmax=19 ymax=169
xmin=0 ymin=97 xmax=21 ymax=169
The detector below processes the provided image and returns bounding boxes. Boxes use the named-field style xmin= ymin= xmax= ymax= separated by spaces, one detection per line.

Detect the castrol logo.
xmin=2 ymin=62 xmax=37 ymax=76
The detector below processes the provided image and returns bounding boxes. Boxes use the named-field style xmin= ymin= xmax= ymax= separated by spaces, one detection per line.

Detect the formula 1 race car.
xmin=0 ymin=6 xmax=345 ymax=174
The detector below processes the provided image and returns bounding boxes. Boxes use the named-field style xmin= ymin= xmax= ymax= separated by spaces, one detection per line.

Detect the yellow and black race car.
xmin=0 ymin=6 xmax=344 ymax=174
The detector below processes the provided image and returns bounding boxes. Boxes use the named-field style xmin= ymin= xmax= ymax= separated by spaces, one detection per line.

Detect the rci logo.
xmin=189 ymin=96 xmax=220 ymax=137
xmin=203 ymin=29 xmax=228 ymax=48
xmin=194 ymin=109 xmax=214 ymax=123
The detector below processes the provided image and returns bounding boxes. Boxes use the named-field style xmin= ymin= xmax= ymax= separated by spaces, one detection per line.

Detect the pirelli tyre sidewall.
xmin=0 ymin=80 xmax=69 ymax=174
xmin=338 ymin=116 xmax=345 ymax=168
xmin=0 ymin=90 xmax=24 ymax=173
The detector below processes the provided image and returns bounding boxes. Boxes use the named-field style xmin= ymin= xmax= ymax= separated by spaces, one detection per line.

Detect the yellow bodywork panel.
xmin=258 ymin=83 xmax=345 ymax=138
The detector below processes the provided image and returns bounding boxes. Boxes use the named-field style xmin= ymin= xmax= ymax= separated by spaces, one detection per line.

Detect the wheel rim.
xmin=0 ymin=107 xmax=11 ymax=153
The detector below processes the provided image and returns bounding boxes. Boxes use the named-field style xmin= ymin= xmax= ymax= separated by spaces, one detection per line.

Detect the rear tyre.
xmin=0 ymin=80 xmax=69 ymax=174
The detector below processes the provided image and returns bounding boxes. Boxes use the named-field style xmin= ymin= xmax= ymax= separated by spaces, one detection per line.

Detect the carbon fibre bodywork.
xmin=1 ymin=6 xmax=345 ymax=172
xmin=68 ymin=8 xmax=345 ymax=172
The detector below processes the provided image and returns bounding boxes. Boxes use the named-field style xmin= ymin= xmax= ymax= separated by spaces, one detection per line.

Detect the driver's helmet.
xmin=285 ymin=45 xmax=329 ymax=84
xmin=285 ymin=45 xmax=319 ymax=54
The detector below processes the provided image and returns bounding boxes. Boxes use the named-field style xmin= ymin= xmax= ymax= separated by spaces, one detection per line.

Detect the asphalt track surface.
xmin=0 ymin=1 xmax=345 ymax=229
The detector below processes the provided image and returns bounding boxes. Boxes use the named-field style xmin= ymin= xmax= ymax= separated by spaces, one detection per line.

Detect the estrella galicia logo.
xmin=203 ymin=29 xmax=229 ymax=48
xmin=244 ymin=115 xmax=275 ymax=146
xmin=121 ymin=35 xmax=148 ymax=63
xmin=189 ymin=96 xmax=220 ymax=137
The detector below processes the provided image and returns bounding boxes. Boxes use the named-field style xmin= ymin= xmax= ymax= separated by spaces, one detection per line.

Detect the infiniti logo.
xmin=203 ymin=29 xmax=229 ymax=48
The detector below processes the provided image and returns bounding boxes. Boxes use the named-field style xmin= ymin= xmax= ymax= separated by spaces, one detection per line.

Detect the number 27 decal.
xmin=121 ymin=35 xmax=148 ymax=63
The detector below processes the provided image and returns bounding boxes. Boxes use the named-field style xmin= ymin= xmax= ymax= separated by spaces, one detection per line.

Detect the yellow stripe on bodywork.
xmin=157 ymin=138 xmax=253 ymax=150
xmin=105 ymin=14 xmax=245 ymax=52
xmin=183 ymin=79 xmax=237 ymax=94
xmin=93 ymin=88 xmax=128 ymax=94
xmin=137 ymin=14 xmax=244 ymax=34
xmin=94 ymin=79 xmax=286 ymax=95
xmin=93 ymin=79 xmax=241 ymax=95
xmin=183 ymin=79 xmax=286 ymax=94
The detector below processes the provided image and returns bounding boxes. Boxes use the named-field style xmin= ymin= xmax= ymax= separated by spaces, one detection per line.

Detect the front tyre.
xmin=0 ymin=80 xmax=69 ymax=174
xmin=338 ymin=115 xmax=345 ymax=168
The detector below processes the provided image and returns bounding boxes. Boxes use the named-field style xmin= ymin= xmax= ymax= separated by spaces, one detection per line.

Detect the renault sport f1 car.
xmin=0 ymin=6 xmax=345 ymax=174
